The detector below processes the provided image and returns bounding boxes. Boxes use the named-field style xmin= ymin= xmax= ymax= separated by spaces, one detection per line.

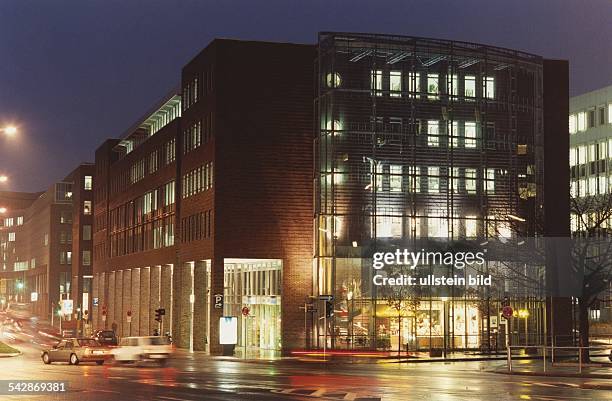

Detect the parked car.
xmin=41 ymin=338 xmax=112 ymax=365
xmin=92 ymin=329 xmax=118 ymax=346
xmin=112 ymin=336 xmax=173 ymax=365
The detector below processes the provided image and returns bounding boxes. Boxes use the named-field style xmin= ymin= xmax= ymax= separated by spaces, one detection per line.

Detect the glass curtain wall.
xmin=314 ymin=33 xmax=546 ymax=352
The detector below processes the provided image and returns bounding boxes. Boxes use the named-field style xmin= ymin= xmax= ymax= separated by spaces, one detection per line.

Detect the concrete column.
xmin=150 ymin=266 xmax=161 ymax=333
xmin=140 ymin=267 xmax=151 ymax=336
xmin=161 ymin=265 xmax=173 ymax=336
xmin=122 ymin=270 xmax=131 ymax=337
xmin=193 ymin=260 xmax=209 ymax=351
xmin=108 ymin=271 xmax=116 ymax=334
xmin=115 ymin=270 xmax=123 ymax=337
xmin=131 ymin=268 xmax=140 ymax=336
xmin=209 ymin=255 xmax=224 ymax=355
xmin=174 ymin=262 xmax=192 ymax=349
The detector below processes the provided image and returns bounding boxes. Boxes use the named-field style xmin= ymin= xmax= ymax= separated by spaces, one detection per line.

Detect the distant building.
xmin=569 ymin=84 xmax=612 ymax=325
xmin=0 ymin=163 xmax=93 ymax=325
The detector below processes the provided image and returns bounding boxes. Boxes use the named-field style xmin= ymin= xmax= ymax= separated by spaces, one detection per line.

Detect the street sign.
xmin=30 ymin=292 xmax=38 ymax=302
xmin=214 ymin=294 xmax=224 ymax=309
xmin=92 ymin=297 xmax=99 ymax=307
xmin=61 ymin=299 xmax=73 ymax=315
xmin=318 ymin=294 xmax=334 ymax=301
xmin=241 ymin=306 xmax=250 ymax=316
xmin=502 ymin=306 xmax=513 ymax=319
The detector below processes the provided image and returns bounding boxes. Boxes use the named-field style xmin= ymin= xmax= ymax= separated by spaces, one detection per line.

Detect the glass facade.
xmin=315 ymin=33 xmax=545 ymax=352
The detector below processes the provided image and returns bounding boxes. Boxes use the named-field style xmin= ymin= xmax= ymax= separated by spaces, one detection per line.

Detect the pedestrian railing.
xmin=506 ymin=345 xmax=612 ymax=374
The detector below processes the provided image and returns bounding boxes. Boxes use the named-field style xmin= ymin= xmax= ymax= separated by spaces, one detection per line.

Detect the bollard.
xmin=578 ymin=348 xmax=582 ymax=373
xmin=507 ymin=347 xmax=512 ymax=372
xmin=543 ymin=346 xmax=546 ymax=373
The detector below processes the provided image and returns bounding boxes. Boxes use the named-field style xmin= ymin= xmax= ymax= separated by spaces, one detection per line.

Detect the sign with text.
xmin=219 ymin=316 xmax=237 ymax=345
xmin=214 ymin=294 xmax=223 ymax=309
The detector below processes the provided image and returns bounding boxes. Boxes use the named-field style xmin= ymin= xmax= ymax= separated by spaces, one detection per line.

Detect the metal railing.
xmin=507 ymin=345 xmax=612 ymax=374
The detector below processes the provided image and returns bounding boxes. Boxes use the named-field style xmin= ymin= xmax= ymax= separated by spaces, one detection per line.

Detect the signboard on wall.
xmin=30 ymin=292 xmax=38 ymax=302
xmin=219 ymin=316 xmax=237 ymax=345
xmin=61 ymin=299 xmax=73 ymax=315
xmin=214 ymin=294 xmax=223 ymax=309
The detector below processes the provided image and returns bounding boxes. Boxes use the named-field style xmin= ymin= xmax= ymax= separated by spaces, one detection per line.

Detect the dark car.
xmin=92 ymin=330 xmax=118 ymax=346
xmin=41 ymin=338 xmax=112 ymax=365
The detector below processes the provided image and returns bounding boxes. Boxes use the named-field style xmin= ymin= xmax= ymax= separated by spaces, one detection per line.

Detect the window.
xmin=389 ymin=71 xmax=402 ymax=97
xmin=408 ymin=166 xmax=420 ymax=193
xmin=428 ymin=167 xmax=439 ymax=193
xmin=371 ymin=70 xmax=383 ymax=96
xmin=578 ymin=145 xmax=586 ymax=164
xmin=587 ymin=110 xmax=595 ymax=128
xmin=599 ymin=107 xmax=605 ymax=125
xmin=609 ymin=104 xmax=612 ymax=124
xmin=84 ymin=175 xmax=93 ymax=190
xmin=60 ymin=231 xmax=67 ymax=244
xmin=149 ymin=150 xmax=159 ymax=174
xmin=465 ymin=122 xmax=477 ymax=148
xmin=4 ymin=217 xmax=13 ymax=227
xmin=60 ymin=211 xmax=72 ymax=224
xmin=375 ymin=163 xmax=383 ymax=191
xmin=376 ymin=208 xmax=402 ymax=238
xmin=427 ymin=73 xmax=439 ymax=100
xmin=448 ymin=121 xmax=458 ymax=147
xmin=569 ymin=114 xmax=577 ymax=134
xmin=165 ymin=139 xmax=176 ymax=164
xmin=464 ymin=75 xmax=476 ymax=98
xmin=8 ymin=232 xmax=15 ymax=241
xmin=451 ymin=167 xmax=460 ymax=193
xmin=465 ymin=168 xmax=477 ymax=194
xmin=577 ymin=111 xmax=587 ymax=131
xmin=60 ymin=251 xmax=72 ymax=265
xmin=83 ymin=225 xmax=92 ymax=241
xmin=82 ymin=251 xmax=91 ymax=266
xmin=83 ymin=201 xmax=92 ymax=215
xmin=408 ymin=72 xmax=420 ymax=97
xmin=447 ymin=74 xmax=458 ymax=97
xmin=427 ymin=120 xmax=439 ymax=147
xmin=482 ymin=76 xmax=495 ymax=99
xmin=485 ymin=168 xmax=495 ymax=193
xmin=16 ymin=216 xmax=23 ymax=226
xmin=428 ymin=214 xmax=448 ymax=238
xmin=389 ymin=165 xmax=402 ymax=192
xmin=164 ymin=181 xmax=175 ymax=206
xmin=43 ymin=233 xmax=48 ymax=246
xmin=465 ymin=216 xmax=478 ymax=238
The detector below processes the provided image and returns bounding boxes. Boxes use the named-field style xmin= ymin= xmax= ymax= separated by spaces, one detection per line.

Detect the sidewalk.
xmin=492 ymin=359 xmax=612 ymax=380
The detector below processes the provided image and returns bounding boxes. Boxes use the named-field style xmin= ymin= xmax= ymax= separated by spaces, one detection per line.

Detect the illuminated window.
xmin=8 ymin=232 xmax=15 ymax=242
xmin=465 ymin=122 xmax=477 ymax=148
xmin=408 ymin=72 xmax=420 ymax=98
xmin=376 ymin=208 xmax=402 ymax=238
xmin=570 ymin=181 xmax=578 ymax=198
xmin=326 ymin=72 xmax=341 ymax=88
xmin=609 ymin=104 xmax=612 ymax=123
xmin=577 ymin=112 xmax=587 ymax=131
xmin=375 ymin=163 xmax=383 ymax=191
xmin=428 ymin=120 xmax=439 ymax=147
xmin=390 ymin=71 xmax=402 ymax=97
xmin=84 ymin=175 xmax=93 ymax=190
xmin=579 ymin=179 xmax=586 ymax=197
xmin=578 ymin=146 xmax=586 ymax=164
xmin=569 ymin=114 xmax=577 ymax=134
xmin=4 ymin=217 xmax=13 ymax=227
xmin=83 ymin=201 xmax=92 ymax=215
xmin=428 ymin=214 xmax=448 ymax=238
xmin=16 ymin=216 xmax=23 ymax=226
xmin=427 ymin=73 xmax=439 ymax=100
xmin=452 ymin=168 xmax=460 ymax=193
xmin=465 ymin=168 xmax=477 ymax=194
xmin=428 ymin=166 xmax=439 ymax=193
xmin=569 ymin=148 xmax=577 ymax=166
xmin=464 ymin=75 xmax=476 ymax=98
xmin=465 ymin=216 xmax=477 ymax=238
xmin=371 ymin=70 xmax=383 ymax=96
xmin=448 ymin=121 xmax=458 ymax=147
xmin=389 ymin=165 xmax=402 ymax=192
xmin=482 ymin=76 xmax=495 ymax=99
xmin=485 ymin=168 xmax=495 ymax=194
xmin=447 ymin=74 xmax=458 ymax=97
xmin=408 ymin=166 xmax=420 ymax=193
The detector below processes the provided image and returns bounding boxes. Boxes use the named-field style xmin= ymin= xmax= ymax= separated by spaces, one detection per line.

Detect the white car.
xmin=112 ymin=336 xmax=173 ymax=365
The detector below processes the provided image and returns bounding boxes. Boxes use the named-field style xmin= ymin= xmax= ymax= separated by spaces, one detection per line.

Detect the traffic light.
xmin=155 ymin=308 xmax=165 ymax=322
xmin=325 ymin=300 xmax=333 ymax=318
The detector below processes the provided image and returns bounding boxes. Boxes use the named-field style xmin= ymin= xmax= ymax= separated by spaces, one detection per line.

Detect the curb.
xmin=0 ymin=351 xmax=22 ymax=358
xmin=492 ymin=370 xmax=612 ymax=380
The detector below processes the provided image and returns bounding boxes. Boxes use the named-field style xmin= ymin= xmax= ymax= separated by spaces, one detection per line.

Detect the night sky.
xmin=1 ymin=0 xmax=611 ymax=192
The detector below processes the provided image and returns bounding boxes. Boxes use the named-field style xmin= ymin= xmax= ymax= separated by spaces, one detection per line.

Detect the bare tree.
xmin=571 ymin=193 xmax=612 ymax=362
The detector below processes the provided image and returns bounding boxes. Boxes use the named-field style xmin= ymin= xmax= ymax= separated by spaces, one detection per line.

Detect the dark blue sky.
xmin=1 ymin=0 xmax=611 ymax=192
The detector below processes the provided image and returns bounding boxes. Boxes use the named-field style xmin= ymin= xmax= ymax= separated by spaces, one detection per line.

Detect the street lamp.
xmin=0 ymin=175 xmax=7 ymax=183
xmin=0 ymin=207 xmax=6 ymax=214
xmin=1 ymin=126 xmax=17 ymax=136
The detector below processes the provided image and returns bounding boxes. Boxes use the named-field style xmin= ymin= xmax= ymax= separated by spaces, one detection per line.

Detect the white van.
xmin=112 ymin=336 xmax=173 ymax=364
